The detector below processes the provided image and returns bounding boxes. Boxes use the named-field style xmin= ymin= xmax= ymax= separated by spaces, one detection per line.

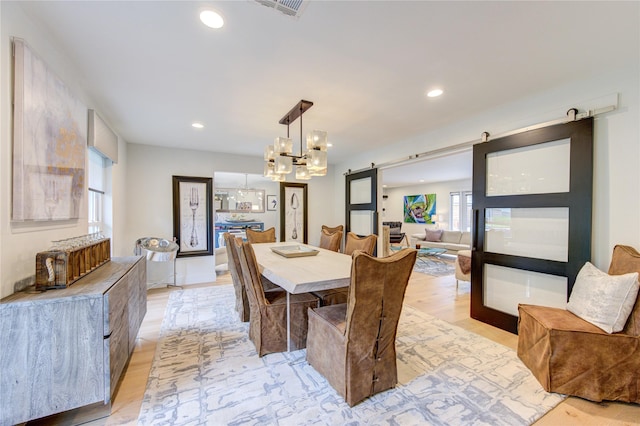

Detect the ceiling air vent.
xmin=254 ymin=0 xmax=308 ymax=18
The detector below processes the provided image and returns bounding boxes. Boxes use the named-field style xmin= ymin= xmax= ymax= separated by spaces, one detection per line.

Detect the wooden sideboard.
xmin=0 ymin=256 xmax=146 ymax=425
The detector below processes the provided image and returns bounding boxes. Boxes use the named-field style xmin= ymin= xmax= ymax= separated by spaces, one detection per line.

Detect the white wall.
xmin=337 ymin=67 xmax=640 ymax=271
xmin=0 ymin=3 xmax=127 ymax=298
xmin=125 ymin=143 xmax=338 ymax=286
xmin=383 ymin=178 xmax=472 ymax=237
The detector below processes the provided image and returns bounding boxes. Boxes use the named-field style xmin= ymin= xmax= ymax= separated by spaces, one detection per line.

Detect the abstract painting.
xmin=12 ymin=38 xmax=86 ymax=221
xmin=404 ymin=194 xmax=436 ymax=224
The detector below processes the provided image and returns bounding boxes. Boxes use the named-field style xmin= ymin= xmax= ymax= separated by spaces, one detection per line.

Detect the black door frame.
xmin=471 ymin=118 xmax=593 ymax=333
xmin=345 ymin=168 xmax=378 ymax=240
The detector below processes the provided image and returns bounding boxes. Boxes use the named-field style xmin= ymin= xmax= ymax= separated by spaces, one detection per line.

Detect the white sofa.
xmin=410 ymin=230 xmax=471 ymax=254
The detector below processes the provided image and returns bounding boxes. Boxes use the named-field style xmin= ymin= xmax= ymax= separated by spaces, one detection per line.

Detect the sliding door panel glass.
xmin=484 ymin=264 xmax=568 ymax=316
xmin=350 ymin=177 xmax=372 ymax=204
xmin=350 ymin=210 xmax=373 ymax=235
xmin=486 ymin=138 xmax=570 ymax=196
xmin=485 ymin=207 xmax=569 ymax=261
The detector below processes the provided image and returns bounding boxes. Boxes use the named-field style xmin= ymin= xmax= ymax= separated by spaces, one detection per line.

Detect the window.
xmin=88 ymin=149 xmax=106 ymax=234
xmin=88 ymin=188 xmax=104 ymax=234
xmin=450 ymin=191 xmax=472 ymax=231
xmin=464 ymin=192 xmax=472 ymax=231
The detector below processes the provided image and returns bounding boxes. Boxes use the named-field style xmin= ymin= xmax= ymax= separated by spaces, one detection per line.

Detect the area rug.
xmin=138 ymin=286 xmax=565 ymax=425
xmin=413 ymin=257 xmax=455 ymax=276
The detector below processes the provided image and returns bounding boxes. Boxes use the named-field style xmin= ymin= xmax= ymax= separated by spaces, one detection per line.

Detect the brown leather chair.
xmin=319 ymin=228 xmax=342 ymax=252
xmin=321 ymin=224 xmax=344 ymax=252
xmin=237 ymin=241 xmax=319 ymax=356
xmin=321 ymin=224 xmax=344 ymax=234
xmin=224 ymin=232 xmax=251 ymax=322
xmin=222 ymin=232 xmax=282 ymax=322
xmin=306 ymin=248 xmax=417 ymax=406
xmin=517 ymin=245 xmax=640 ymax=403
xmin=246 ymin=227 xmax=276 ymax=243
xmin=344 ymin=232 xmax=377 ymax=256
xmin=224 ymin=233 xmax=279 ymax=322
xmin=312 ymin=229 xmax=349 ymax=306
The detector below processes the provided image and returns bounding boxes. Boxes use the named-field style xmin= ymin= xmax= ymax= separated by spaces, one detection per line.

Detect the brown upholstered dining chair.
xmin=246 ymin=227 xmax=276 ymax=243
xmin=237 ymin=241 xmax=319 ymax=356
xmin=224 ymin=232 xmax=251 ymax=322
xmin=322 ymin=224 xmax=344 ymax=234
xmin=306 ymin=248 xmax=417 ymax=406
xmin=319 ymin=228 xmax=342 ymax=252
xmin=313 ymin=228 xmax=349 ymax=306
xmin=321 ymin=224 xmax=344 ymax=251
xmin=344 ymin=232 xmax=377 ymax=256
xmin=224 ymin=233 xmax=279 ymax=322
xmin=518 ymin=245 xmax=640 ymax=403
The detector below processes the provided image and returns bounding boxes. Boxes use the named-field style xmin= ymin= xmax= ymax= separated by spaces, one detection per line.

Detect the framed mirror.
xmin=214 ymin=188 xmax=265 ymax=213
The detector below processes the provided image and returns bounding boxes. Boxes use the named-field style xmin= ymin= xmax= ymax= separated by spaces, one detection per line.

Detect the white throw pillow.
xmin=567 ymin=262 xmax=639 ymax=333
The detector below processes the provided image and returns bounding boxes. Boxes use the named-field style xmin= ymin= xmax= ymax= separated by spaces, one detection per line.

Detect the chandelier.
xmin=264 ymin=99 xmax=328 ymax=181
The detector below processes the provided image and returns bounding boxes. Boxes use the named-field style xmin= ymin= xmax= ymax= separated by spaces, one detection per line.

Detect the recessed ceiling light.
xmin=192 ymin=122 xmax=204 ymax=129
xmin=419 ymin=179 xmax=425 ymax=183
xmin=200 ymin=10 xmax=224 ymax=29
xmin=427 ymin=88 xmax=443 ymax=98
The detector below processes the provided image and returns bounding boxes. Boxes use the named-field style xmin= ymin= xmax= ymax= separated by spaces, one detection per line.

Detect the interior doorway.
xmin=379 ymin=150 xmax=473 ymax=240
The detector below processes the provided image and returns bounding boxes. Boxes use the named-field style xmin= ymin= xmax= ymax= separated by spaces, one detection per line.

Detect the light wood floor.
xmin=36 ymin=269 xmax=639 ymax=425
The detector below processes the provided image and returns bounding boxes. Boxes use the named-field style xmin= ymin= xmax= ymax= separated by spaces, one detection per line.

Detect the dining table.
xmin=251 ymin=241 xmax=352 ymax=352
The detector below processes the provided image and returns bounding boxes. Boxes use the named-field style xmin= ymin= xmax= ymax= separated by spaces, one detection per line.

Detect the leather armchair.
xmin=517 ymin=245 xmax=640 ymax=403
xmin=306 ymin=248 xmax=417 ymax=406
xmin=237 ymin=241 xmax=319 ymax=356
xmin=246 ymin=227 xmax=276 ymax=243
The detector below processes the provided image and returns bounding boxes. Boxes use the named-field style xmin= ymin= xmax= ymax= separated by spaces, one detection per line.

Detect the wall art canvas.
xmin=12 ymin=38 xmax=86 ymax=221
xmin=404 ymin=194 xmax=436 ymax=224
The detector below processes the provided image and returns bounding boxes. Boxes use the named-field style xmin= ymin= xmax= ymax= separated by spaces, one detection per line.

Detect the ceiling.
xmin=14 ymin=1 xmax=639 ymax=187
xmin=381 ymin=149 xmax=472 ymax=189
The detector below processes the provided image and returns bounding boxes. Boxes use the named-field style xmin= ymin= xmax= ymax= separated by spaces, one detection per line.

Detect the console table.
xmin=0 ymin=256 xmax=146 ymax=425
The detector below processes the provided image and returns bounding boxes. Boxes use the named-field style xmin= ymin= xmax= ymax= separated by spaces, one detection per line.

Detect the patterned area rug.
xmin=413 ymin=256 xmax=456 ymax=276
xmin=138 ymin=286 xmax=564 ymax=425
